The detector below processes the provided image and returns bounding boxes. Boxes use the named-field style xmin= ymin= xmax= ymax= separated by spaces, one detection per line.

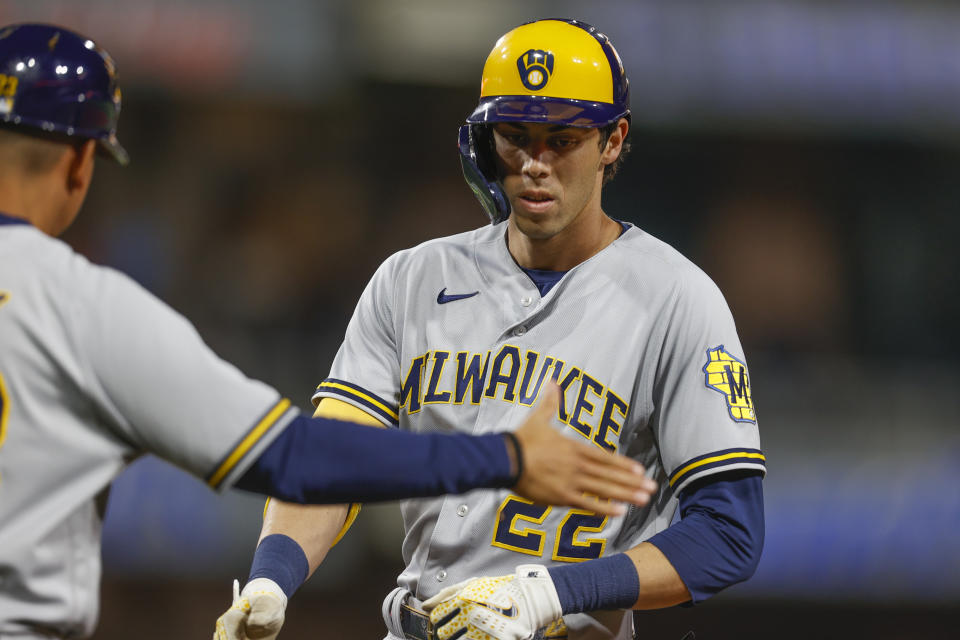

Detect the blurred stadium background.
xmin=3 ymin=0 xmax=958 ymax=638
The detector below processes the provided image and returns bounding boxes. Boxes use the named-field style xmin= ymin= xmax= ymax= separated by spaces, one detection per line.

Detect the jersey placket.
xmin=417 ymin=261 xmax=548 ymax=595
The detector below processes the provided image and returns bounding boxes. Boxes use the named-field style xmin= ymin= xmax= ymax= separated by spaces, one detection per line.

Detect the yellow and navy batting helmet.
xmin=459 ymin=18 xmax=630 ymax=222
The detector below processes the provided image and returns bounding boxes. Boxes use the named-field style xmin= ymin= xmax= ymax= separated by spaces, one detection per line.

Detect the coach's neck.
xmin=0 ymin=135 xmax=97 ymax=236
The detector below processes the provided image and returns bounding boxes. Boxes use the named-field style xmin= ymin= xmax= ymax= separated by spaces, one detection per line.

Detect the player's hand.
xmin=511 ymin=383 xmax=657 ymax=516
xmin=422 ymin=564 xmax=563 ymax=640
xmin=213 ymin=578 xmax=287 ymax=640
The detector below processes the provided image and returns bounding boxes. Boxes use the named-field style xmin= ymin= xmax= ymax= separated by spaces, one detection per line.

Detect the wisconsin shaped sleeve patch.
xmin=703 ymin=345 xmax=756 ymax=423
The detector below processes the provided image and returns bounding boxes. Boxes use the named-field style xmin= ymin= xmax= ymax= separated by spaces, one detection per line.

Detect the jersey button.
xmin=457 ymin=504 xmax=469 ymax=517
xmin=437 ymin=570 xmax=448 ymax=582
xmin=520 ymin=296 xmax=533 ymax=307
xmin=513 ymin=326 xmax=527 ymax=336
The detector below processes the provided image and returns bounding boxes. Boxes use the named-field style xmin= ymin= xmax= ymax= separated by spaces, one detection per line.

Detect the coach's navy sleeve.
xmin=647 ymin=470 xmax=765 ymax=603
xmin=235 ymin=414 xmax=516 ymax=502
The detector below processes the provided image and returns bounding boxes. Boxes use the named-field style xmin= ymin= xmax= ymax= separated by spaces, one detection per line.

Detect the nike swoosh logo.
xmin=437 ymin=288 xmax=479 ymax=304
xmin=474 ymin=601 xmax=518 ymax=618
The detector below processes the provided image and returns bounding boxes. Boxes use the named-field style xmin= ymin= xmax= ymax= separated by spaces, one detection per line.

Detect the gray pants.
xmin=381 ymin=586 xmax=416 ymax=640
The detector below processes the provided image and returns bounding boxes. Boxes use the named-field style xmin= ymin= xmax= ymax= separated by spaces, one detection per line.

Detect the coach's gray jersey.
xmin=315 ymin=221 xmax=765 ymax=639
xmin=0 ymin=219 xmax=295 ymax=638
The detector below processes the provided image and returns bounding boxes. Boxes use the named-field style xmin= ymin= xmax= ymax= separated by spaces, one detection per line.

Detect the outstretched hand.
xmin=511 ymin=383 xmax=657 ymax=516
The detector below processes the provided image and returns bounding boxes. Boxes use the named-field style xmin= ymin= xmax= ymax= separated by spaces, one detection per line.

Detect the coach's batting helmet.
xmin=0 ymin=23 xmax=128 ymax=165
xmin=459 ymin=18 xmax=630 ymax=223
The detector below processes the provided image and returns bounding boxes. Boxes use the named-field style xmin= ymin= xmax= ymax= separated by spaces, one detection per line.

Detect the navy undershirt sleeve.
xmin=544 ymin=471 xmax=763 ymax=613
xmin=647 ymin=470 xmax=765 ymax=604
xmin=235 ymin=414 xmax=515 ymax=503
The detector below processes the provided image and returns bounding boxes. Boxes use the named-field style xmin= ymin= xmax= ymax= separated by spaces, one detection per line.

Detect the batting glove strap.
xmin=509 ymin=564 xmax=563 ymax=628
xmin=241 ymin=577 xmax=288 ymax=610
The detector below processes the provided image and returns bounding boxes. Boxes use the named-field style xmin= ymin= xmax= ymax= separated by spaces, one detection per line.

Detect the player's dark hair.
xmin=598 ymin=119 xmax=631 ymax=185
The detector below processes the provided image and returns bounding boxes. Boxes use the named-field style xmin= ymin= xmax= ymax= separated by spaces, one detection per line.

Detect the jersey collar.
xmin=0 ymin=211 xmax=32 ymax=227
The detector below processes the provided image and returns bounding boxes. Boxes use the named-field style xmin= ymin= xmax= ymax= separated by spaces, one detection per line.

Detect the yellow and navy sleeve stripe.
xmin=669 ymin=448 xmax=766 ymax=489
xmin=314 ymin=378 xmax=399 ymax=426
xmin=207 ymin=398 xmax=292 ymax=489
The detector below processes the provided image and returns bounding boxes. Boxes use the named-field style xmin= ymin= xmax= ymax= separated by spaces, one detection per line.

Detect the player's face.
xmin=493 ymin=122 xmax=605 ymax=240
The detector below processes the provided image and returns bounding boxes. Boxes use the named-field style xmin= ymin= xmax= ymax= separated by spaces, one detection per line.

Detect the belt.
xmin=398 ymin=602 xmax=433 ymax=640
xmin=398 ymin=602 xmax=550 ymax=640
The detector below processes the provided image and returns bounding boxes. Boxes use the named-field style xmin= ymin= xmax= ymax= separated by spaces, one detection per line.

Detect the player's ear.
xmin=66 ymin=140 xmax=97 ymax=193
xmin=601 ymin=118 xmax=629 ymax=165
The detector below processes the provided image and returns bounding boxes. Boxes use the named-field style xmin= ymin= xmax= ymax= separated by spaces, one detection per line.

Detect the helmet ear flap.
xmin=458 ymin=124 xmax=509 ymax=224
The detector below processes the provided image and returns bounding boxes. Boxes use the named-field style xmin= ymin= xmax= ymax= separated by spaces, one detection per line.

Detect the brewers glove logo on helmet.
xmin=516 ymin=49 xmax=554 ymax=90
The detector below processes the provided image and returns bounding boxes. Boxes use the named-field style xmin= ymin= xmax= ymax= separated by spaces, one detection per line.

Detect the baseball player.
xmin=217 ymin=18 xmax=765 ymax=640
xmin=0 ymin=23 xmax=657 ymax=640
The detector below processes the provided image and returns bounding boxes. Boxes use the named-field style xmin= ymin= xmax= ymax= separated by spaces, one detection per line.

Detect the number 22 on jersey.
xmin=491 ymin=495 xmax=608 ymax=562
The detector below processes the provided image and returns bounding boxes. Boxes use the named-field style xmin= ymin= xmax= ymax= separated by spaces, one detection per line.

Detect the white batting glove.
xmin=423 ymin=564 xmax=563 ymax=640
xmin=213 ymin=578 xmax=287 ymax=640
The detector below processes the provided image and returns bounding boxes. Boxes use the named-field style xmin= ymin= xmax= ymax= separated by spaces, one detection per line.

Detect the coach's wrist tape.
xmin=548 ymin=553 xmax=639 ymax=614
xmin=248 ymin=534 xmax=309 ymax=598
xmin=503 ymin=432 xmax=524 ymax=485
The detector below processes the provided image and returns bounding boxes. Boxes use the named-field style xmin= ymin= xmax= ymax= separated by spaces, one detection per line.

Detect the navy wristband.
xmin=547 ymin=553 xmax=639 ymax=614
xmin=248 ymin=534 xmax=309 ymax=598
xmin=503 ymin=432 xmax=523 ymax=485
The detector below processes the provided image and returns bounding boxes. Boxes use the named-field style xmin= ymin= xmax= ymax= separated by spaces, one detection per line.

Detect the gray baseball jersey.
xmin=314 ymin=221 xmax=765 ymax=639
xmin=0 ymin=218 xmax=295 ymax=638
